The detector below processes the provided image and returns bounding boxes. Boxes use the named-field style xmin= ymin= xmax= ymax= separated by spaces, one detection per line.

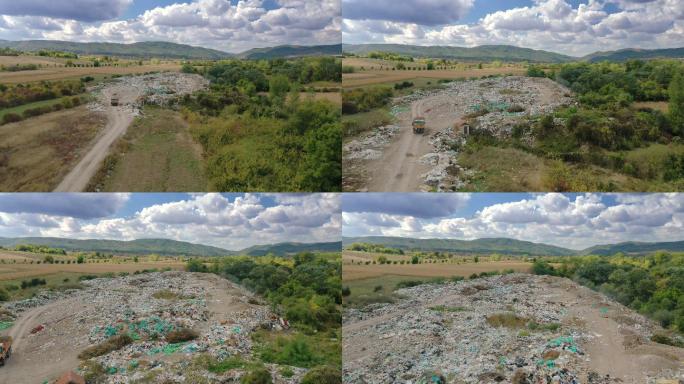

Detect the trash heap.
xmin=343 ymin=274 xmax=683 ymax=384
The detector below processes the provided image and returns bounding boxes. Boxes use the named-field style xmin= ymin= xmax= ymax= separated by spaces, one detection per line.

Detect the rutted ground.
xmin=54 ymin=72 xmax=208 ymax=192
xmin=343 ymin=274 xmax=684 ymax=384
xmin=343 ymin=76 xmax=572 ymax=192
xmin=0 ymin=271 xmax=303 ymax=384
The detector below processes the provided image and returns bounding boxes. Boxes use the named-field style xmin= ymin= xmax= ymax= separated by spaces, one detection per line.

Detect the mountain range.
xmin=0 ymin=40 xmax=341 ymax=60
xmin=343 ymin=236 xmax=684 ymax=256
xmin=0 ymin=237 xmax=341 ymax=257
xmin=343 ymin=43 xmax=684 ymax=63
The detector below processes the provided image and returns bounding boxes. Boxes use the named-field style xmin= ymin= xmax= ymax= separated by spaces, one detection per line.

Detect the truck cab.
xmin=412 ymin=117 xmax=426 ymax=134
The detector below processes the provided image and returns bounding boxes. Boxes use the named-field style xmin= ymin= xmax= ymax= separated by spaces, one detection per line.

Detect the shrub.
xmin=241 ymin=366 xmax=272 ymax=384
xmin=342 ymin=286 xmax=350 ymax=297
xmin=0 ymin=287 xmax=9 ymax=302
xmin=78 ymin=334 xmax=133 ymax=359
xmin=166 ymin=328 xmax=199 ymax=343
xmin=486 ymin=313 xmax=528 ymax=328
xmin=1 ymin=113 xmax=22 ymax=124
xmin=301 ymin=366 xmax=341 ymax=384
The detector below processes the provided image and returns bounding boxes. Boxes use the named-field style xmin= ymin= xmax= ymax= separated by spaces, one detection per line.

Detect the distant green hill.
xmin=583 ymin=47 xmax=684 ymax=62
xmin=581 ymin=240 xmax=684 ymax=255
xmin=343 ymin=236 xmax=684 ymax=257
xmin=342 ymin=236 xmax=575 ymax=256
xmin=239 ymin=44 xmax=342 ymax=60
xmin=343 ymin=44 xmax=573 ymax=63
xmin=0 ymin=237 xmax=341 ymax=257
xmin=0 ymin=40 xmax=231 ymax=60
xmin=240 ymin=241 xmax=342 ymax=256
xmin=0 ymin=237 xmax=228 ymax=256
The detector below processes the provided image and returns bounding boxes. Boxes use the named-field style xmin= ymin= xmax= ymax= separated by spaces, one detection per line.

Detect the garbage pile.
xmin=0 ymin=271 xmax=304 ymax=384
xmin=344 ymin=125 xmax=401 ymax=161
xmin=343 ymin=274 xmax=683 ymax=384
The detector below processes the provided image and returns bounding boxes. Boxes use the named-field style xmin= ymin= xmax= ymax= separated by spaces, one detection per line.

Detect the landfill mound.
xmin=0 ymin=271 xmax=302 ymax=384
xmin=343 ymin=274 xmax=684 ymax=384
xmin=343 ymin=76 xmax=573 ymax=192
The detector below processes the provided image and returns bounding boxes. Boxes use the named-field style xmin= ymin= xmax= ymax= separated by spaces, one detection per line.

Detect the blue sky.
xmin=0 ymin=0 xmax=340 ymax=52
xmin=0 ymin=193 xmax=340 ymax=250
xmin=342 ymin=0 xmax=684 ymax=56
xmin=342 ymin=193 xmax=683 ymax=250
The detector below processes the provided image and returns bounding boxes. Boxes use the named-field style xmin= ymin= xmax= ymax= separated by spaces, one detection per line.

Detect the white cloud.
xmin=343 ymin=0 xmax=684 ymax=56
xmin=0 ymin=194 xmax=341 ymax=250
xmin=0 ymin=0 xmax=132 ymax=22
xmin=0 ymin=0 xmax=340 ymax=53
xmin=343 ymin=194 xmax=684 ymax=250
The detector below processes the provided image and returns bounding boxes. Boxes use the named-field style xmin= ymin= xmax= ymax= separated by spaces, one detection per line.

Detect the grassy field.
xmin=458 ymin=144 xmax=684 ymax=192
xmin=343 ymin=260 xmax=533 ymax=280
xmin=343 ymin=250 xmax=535 ymax=307
xmin=87 ymin=106 xmax=208 ymax=192
xmin=0 ymin=62 xmax=180 ymax=83
xmin=633 ymin=101 xmax=669 ymax=113
xmin=0 ymin=105 xmax=105 ymax=191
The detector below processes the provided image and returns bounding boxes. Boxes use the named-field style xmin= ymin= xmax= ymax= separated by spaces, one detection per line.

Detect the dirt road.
xmin=343 ymin=274 xmax=684 ymax=383
xmin=53 ymin=85 xmax=141 ymax=192
xmin=367 ymin=99 xmax=435 ymax=191
xmin=53 ymin=73 xmax=207 ymax=192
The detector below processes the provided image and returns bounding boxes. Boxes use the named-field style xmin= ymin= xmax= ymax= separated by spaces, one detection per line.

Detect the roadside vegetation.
xmin=463 ymin=59 xmax=684 ymax=191
xmin=532 ymin=252 xmax=684 ymax=335
xmin=180 ymin=57 xmax=342 ymax=191
xmin=186 ymin=252 xmax=342 ymax=380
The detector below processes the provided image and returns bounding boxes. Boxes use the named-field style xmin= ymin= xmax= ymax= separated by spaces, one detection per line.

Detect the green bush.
xmin=240 ymin=366 xmax=272 ymax=384
xmin=78 ymin=334 xmax=133 ymax=359
xmin=1 ymin=113 xmax=22 ymax=125
xmin=301 ymin=366 xmax=341 ymax=384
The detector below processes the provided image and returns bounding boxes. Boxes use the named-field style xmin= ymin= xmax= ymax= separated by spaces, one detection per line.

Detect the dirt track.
xmin=343 ymin=274 xmax=684 ymax=383
xmin=54 ymin=85 xmax=141 ymax=192
xmin=53 ymin=73 xmax=207 ymax=192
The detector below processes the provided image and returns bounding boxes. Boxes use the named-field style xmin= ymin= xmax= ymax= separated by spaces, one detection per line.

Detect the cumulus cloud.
xmin=0 ymin=0 xmax=132 ymax=22
xmin=343 ymin=0 xmax=684 ymax=56
xmin=343 ymin=194 xmax=684 ymax=250
xmin=342 ymin=193 xmax=470 ymax=218
xmin=343 ymin=0 xmax=473 ymax=26
xmin=0 ymin=193 xmax=129 ymax=220
xmin=0 ymin=0 xmax=340 ymax=53
xmin=0 ymin=194 xmax=340 ymax=250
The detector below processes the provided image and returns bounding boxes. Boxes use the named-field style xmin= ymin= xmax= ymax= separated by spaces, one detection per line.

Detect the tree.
xmin=269 ymin=75 xmax=290 ymax=101
xmin=668 ymin=71 xmax=684 ymax=135
xmin=411 ymin=256 xmax=419 ymax=264
xmin=77 ymin=255 xmax=84 ymax=264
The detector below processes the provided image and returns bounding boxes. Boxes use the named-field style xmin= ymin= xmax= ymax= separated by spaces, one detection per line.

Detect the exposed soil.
xmin=343 ymin=274 xmax=684 ymax=384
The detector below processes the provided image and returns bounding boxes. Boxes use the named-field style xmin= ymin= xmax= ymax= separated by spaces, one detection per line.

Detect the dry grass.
xmin=87 ymin=107 xmax=207 ymax=192
xmin=0 ymin=258 xmax=184 ymax=281
xmin=78 ymin=334 xmax=133 ymax=360
xmin=342 ymin=260 xmax=532 ymax=281
xmin=486 ymin=313 xmax=529 ymax=328
xmin=342 ymin=67 xmax=525 ymax=88
xmin=0 ymin=106 xmax=106 ymax=191
xmin=633 ymin=101 xmax=669 ymax=113
xmin=0 ymin=63 xmax=180 ymax=83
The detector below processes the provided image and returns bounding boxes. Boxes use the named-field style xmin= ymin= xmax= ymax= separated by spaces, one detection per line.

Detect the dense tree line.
xmin=187 ymin=252 xmax=341 ymax=331
xmin=347 ymin=243 xmax=404 ymax=255
xmin=342 ymin=87 xmax=393 ymax=114
xmin=533 ymin=252 xmax=684 ymax=333
xmin=0 ymin=80 xmax=85 ymax=109
xmin=182 ymin=58 xmax=341 ymax=192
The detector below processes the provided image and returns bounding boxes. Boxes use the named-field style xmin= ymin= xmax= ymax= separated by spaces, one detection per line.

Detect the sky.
xmin=342 ymin=193 xmax=684 ymax=250
xmin=0 ymin=0 xmax=341 ymax=53
xmin=342 ymin=0 xmax=684 ymax=56
xmin=0 ymin=193 xmax=341 ymax=251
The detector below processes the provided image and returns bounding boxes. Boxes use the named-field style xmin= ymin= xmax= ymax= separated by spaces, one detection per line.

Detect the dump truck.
xmin=111 ymin=94 xmax=119 ymax=106
xmin=0 ymin=336 xmax=12 ymax=367
xmin=412 ymin=117 xmax=426 ymax=134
